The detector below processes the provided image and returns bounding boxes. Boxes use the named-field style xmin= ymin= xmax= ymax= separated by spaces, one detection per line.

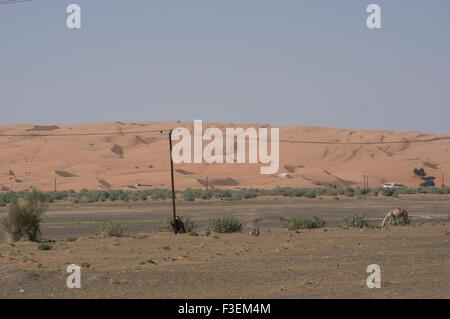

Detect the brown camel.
xmin=381 ymin=208 xmax=409 ymax=228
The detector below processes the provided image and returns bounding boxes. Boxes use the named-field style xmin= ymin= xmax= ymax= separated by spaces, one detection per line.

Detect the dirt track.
xmin=0 ymin=197 xmax=449 ymax=298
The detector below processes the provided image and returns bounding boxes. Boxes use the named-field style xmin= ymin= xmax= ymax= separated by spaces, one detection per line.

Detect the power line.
xmin=0 ymin=0 xmax=33 ymax=5
xmin=277 ymin=136 xmax=450 ymax=145
xmin=0 ymin=128 xmax=171 ymax=137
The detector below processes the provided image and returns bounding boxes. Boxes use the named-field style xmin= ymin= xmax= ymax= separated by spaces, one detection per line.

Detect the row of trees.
xmin=1 ymin=185 xmax=450 ymax=207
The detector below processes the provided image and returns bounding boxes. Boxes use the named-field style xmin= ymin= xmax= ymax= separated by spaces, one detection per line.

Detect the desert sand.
xmin=1 ymin=121 xmax=449 ymax=191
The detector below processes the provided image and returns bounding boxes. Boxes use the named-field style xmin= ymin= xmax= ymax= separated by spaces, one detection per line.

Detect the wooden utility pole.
xmin=442 ymin=174 xmax=445 ymax=188
xmin=168 ymin=130 xmax=185 ymax=234
xmin=169 ymin=130 xmax=177 ymax=221
xmin=205 ymin=176 xmax=208 ymax=191
xmin=54 ymin=178 xmax=57 ymax=192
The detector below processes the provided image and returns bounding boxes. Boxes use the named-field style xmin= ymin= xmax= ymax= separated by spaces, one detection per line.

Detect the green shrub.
xmin=155 ymin=216 xmax=196 ymax=233
xmin=208 ymin=217 xmax=243 ymax=233
xmin=339 ymin=215 xmax=369 ymax=229
xmin=65 ymin=236 xmax=78 ymax=242
xmin=382 ymin=188 xmax=395 ymax=197
xmin=283 ymin=216 xmax=326 ymax=230
xmin=150 ymin=189 xmax=171 ymax=200
xmin=102 ymin=221 xmax=125 ymax=237
xmin=183 ymin=189 xmax=196 ymax=201
xmin=189 ymin=231 xmax=199 ymax=236
xmin=344 ymin=187 xmax=355 ymax=197
xmin=1 ymin=190 xmax=48 ymax=242
xmin=304 ymin=190 xmax=316 ymax=198
xmin=372 ymin=187 xmax=382 ymax=196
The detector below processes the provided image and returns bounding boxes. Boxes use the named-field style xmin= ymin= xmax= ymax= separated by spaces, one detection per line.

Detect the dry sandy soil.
xmin=1 ymin=121 xmax=450 ymax=191
xmin=0 ymin=197 xmax=448 ymax=298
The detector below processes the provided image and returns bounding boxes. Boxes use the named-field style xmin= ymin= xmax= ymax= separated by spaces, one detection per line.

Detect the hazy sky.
xmin=1 ymin=0 xmax=449 ymax=133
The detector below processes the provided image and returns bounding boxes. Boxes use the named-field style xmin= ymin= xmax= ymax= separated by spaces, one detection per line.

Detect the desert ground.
xmin=0 ymin=196 xmax=449 ymax=298
xmin=1 ymin=121 xmax=450 ymax=192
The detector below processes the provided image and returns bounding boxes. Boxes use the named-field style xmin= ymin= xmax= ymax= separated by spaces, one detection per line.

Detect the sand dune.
xmin=0 ymin=121 xmax=449 ymax=191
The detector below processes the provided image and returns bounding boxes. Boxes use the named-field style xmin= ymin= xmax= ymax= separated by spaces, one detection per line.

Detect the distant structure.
xmin=383 ymin=183 xmax=408 ymax=189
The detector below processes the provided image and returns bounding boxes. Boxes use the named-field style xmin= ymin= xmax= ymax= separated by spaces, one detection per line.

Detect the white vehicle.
xmin=383 ymin=183 xmax=408 ymax=189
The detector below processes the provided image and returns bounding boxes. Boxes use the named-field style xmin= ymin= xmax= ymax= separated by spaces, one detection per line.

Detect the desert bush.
xmin=283 ymin=216 xmax=326 ymax=230
xmin=1 ymin=190 xmax=48 ymax=242
xmin=65 ymin=236 xmax=78 ymax=242
xmin=355 ymin=187 xmax=369 ymax=196
xmin=150 ymin=188 xmax=171 ymax=200
xmin=372 ymin=187 xmax=382 ymax=196
xmin=155 ymin=216 xmax=196 ymax=233
xmin=382 ymin=188 xmax=395 ymax=197
xmin=344 ymin=187 xmax=355 ymax=197
xmin=102 ymin=221 xmax=125 ymax=237
xmin=305 ymin=190 xmax=317 ymax=198
xmin=339 ymin=215 xmax=369 ymax=229
xmin=183 ymin=188 xmax=196 ymax=201
xmin=140 ymin=191 xmax=148 ymax=201
xmin=208 ymin=217 xmax=243 ymax=233
xmin=239 ymin=188 xmax=259 ymax=199
xmin=37 ymin=242 xmax=52 ymax=251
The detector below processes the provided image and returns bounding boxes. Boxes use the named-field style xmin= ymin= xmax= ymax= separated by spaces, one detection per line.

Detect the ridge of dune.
xmin=1 ymin=121 xmax=449 ymax=191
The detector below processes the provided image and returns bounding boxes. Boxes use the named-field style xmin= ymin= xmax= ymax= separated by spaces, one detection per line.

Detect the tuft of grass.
xmin=2 ymin=189 xmax=48 ymax=242
xmin=207 ymin=217 xmax=243 ymax=233
xmin=188 ymin=231 xmax=199 ymax=236
xmin=162 ymin=245 xmax=170 ymax=251
xmin=102 ymin=221 xmax=125 ymax=237
xmin=339 ymin=215 xmax=369 ymax=229
xmin=80 ymin=261 xmax=91 ymax=268
xmin=283 ymin=216 xmax=326 ymax=230
xmin=65 ymin=236 xmax=78 ymax=242
xmin=155 ymin=216 xmax=196 ymax=233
